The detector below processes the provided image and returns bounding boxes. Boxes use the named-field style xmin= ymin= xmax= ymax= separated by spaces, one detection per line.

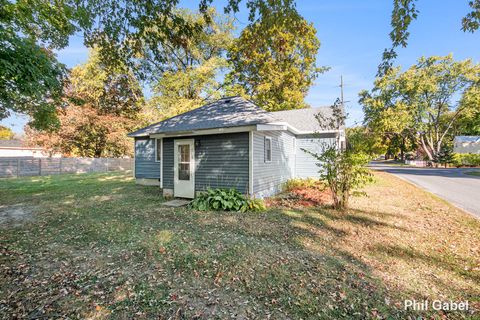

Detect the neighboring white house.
xmin=453 ymin=136 xmax=480 ymax=154
xmin=0 ymin=140 xmax=60 ymax=158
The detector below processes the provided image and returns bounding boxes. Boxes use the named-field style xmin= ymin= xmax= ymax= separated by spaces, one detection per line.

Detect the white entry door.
xmin=174 ymin=139 xmax=195 ymax=198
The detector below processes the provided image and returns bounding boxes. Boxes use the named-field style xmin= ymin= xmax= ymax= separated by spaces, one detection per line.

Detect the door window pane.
xmin=156 ymin=139 xmax=162 ymax=161
xmin=178 ymin=144 xmax=190 ymax=180
xmin=179 ymin=163 xmax=190 ymax=180
xmin=180 ymin=145 xmax=190 ymax=162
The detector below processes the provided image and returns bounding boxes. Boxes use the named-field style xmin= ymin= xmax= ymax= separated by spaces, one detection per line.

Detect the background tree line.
xmin=355 ymin=55 xmax=480 ymax=163
xmin=2 ymin=0 xmax=479 ymax=159
xmin=1 ymin=0 xmax=324 ymax=157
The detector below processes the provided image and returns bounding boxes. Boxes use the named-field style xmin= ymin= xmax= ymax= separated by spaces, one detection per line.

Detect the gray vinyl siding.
xmin=252 ymin=131 xmax=296 ymax=198
xmin=162 ymin=139 xmax=174 ymax=189
xmin=162 ymin=132 xmax=249 ymax=193
xmin=134 ymin=138 xmax=160 ymax=179
xmin=295 ymin=133 xmax=337 ymax=179
xmin=195 ymin=133 xmax=249 ymax=192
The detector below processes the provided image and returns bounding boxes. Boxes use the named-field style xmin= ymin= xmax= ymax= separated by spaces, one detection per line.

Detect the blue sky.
xmin=3 ymin=0 xmax=480 ymax=133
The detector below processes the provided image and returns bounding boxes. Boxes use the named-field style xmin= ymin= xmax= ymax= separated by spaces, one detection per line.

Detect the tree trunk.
xmin=400 ymin=136 xmax=405 ymax=161
xmin=420 ymin=135 xmax=434 ymax=161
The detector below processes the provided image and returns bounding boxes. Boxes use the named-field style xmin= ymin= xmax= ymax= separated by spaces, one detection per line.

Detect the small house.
xmin=453 ymin=136 xmax=480 ymax=154
xmin=129 ymin=97 xmax=344 ymax=198
xmin=0 ymin=140 xmax=60 ymax=158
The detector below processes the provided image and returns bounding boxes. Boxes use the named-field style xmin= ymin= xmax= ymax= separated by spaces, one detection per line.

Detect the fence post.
xmin=59 ymin=158 xmax=62 ymax=174
xmin=106 ymin=158 xmax=109 ymax=172
xmin=38 ymin=158 xmax=42 ymax=176
xmin=16 ymin=159 xmax=19 ymax=177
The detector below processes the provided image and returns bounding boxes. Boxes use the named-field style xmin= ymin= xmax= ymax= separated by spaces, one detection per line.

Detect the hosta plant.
xmin=189 ymin=188 xmax=266 ymax=212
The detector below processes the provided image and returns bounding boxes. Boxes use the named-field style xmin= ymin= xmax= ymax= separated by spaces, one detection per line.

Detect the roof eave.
xmin=263 ymin=121 xmax=342 ymax=135
xmin=148 ymin=125 xmax=257 ymax=138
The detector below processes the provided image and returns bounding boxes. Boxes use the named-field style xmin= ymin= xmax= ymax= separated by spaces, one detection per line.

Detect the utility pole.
xmin=339 ymin=75 xmax=346 ymax=150
xmin=340 ymin=75 xmax=344 ymax=107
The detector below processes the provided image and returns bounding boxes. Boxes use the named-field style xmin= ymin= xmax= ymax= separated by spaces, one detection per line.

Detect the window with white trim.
xmin=155 ymin=138 xmax=162 ymax=162
xmin=264 ymin=136 xmax=272 ymax=162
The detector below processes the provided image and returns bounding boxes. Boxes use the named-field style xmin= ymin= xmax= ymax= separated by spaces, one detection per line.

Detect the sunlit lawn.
xmin=0 ymin=171 xmax=478 ymax=319
xmin=465 ymin=171 xmax=480 ymax=177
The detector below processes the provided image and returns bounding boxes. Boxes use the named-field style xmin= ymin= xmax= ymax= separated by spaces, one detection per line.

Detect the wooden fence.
xmin=0 ymin=157 xmax=133 ymax=178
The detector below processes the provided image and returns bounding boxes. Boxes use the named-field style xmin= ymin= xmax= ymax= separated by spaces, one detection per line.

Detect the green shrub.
xmin=245 ymin=198 xmax=267 ymax=212
xmin=303 ymin=146 xmax=373 ymax=210
xmin=189 ymin=188 xmax=266 ymax=212
xmin=452 ymin=153 xmax=480 ymax=167
xmin=282 ymin=178 xmax=321 ymax=192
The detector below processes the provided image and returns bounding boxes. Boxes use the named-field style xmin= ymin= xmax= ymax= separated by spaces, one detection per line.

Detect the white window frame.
xmin=264 ymin=136 xmax=272 ymax=163
xmin=155 ymin=138 xmax=162 ymax=163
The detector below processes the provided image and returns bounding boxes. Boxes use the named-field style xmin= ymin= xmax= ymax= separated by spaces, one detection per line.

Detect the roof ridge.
xmin=129 ymin=96 xmax=251 ymax=136
xmin=128 ymin=96 xmax=273 ymax=137
xmin=269 ymin=106 xmax=332 ymax=114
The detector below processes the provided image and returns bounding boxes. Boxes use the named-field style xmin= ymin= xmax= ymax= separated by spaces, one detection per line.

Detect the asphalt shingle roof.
xmin=129 ymin=96 xmax=277 ymax=137
xmin=129 ymin=96 xmax=335 ymax=137
xmin=270 ymin=107 xmax=335 ymax=132
xmin=455 ymin=136 xmax=480 ymax=143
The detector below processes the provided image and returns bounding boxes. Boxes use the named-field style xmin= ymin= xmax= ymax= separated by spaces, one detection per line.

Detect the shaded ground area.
xmin=0 ymin=204 xmax=34 ymax=227
xmin=371 ymin=161 xmax=480 ymax=218
xmin=0 ymin=172 xmax=479 ymax=319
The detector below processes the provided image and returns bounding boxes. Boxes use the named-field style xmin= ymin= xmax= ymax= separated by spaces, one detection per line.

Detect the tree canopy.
xmin=0 ymin=125 xmax=14 ymax=140
xmin=360 ymin=55 xmax=480 ymax=161
xmin=145 ymin=8 xmax=234 ymax=122
xmin=26 ymin=50 xmax=144 ymax=157
xmin=1 ymin=0 xmax=302 ymax=130
xmin=381 ymin=0 xmax=480 ymax=75
xmin=0 ymin=28 xmax=66 ymax=130
xmin=227 ymin=3 xmax=325 ymax=111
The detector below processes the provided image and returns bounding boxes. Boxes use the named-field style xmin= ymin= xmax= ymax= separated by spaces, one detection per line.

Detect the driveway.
xmin=370 ymin=162 xmax=480 ymax=218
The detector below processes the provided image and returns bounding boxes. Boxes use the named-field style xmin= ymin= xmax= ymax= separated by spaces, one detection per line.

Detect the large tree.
xmin=0 ymin=125 xmax=14 ymax=140
xmin=381 ymin=0 xmax=480 ymax=75
xmin=227 ymin=1 xmax=325 ymax=111
xmin=0 ymin=0 xmax=92 ymax=130
xmin=26 ymin=50 xmax=144 ymax=157
xmin=360 ymin=55 xmax=480 ymax=161
xmin=0 ymin=28 xmax=66 ymax=130
xmin=145 ymin=8 xmax=234 ymax=122
xmin=1 ymin=0 xmax=297 ymax=130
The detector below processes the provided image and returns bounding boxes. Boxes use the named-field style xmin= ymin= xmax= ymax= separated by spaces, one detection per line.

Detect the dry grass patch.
xmin=306 ymin=172 xmax=480 ymax=314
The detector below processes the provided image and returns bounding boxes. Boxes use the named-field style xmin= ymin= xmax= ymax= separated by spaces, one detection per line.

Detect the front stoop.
xmin=161 ymin=199 xmax=191 ymax=207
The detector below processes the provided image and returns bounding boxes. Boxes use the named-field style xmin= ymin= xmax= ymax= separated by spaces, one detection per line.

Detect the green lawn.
xmin=0 ymin=172 xmax=479 ymax=319
xmin=465 ymin=171 xmax=480 ymax=177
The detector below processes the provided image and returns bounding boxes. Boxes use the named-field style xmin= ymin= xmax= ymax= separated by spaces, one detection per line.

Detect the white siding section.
xmin=295 ymin=134 xmax=337 ymax=179
xmin=252 ymin=130 xmax=296 ymax=198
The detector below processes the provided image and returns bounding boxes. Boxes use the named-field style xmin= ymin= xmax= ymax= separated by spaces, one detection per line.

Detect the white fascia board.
xmin=261 ymin=122 xmax=342 ymax=135
xmin=256 ymin=124 xmax=288 ymax=131
xmin=149 ymin=125 xmax=256 ymax=138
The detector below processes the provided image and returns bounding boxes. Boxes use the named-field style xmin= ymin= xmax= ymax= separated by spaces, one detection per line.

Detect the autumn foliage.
xmin=26 ymin=50 xmax=144 ymax=157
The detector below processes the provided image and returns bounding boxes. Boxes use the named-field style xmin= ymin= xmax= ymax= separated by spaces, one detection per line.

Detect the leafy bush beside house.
xmin=302 ymin=100 xmax=373 ymax=210
xmin=282 ymin=178 xmax=322 ymax=192
xmin=189 ymin=188 xmax=266 ymax=212
xmin=304 ymin=145 xmax=373 ymax=210
xmin=452 ymin=153 xmax=480 ymax=167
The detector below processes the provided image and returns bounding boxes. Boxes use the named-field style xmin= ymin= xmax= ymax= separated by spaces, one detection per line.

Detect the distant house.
xmin=0 ymin=140 xmax=60 ymax=158
xmin=129 ymin=96 xmax=345 ymax=199
xmin=453 ymin=136 xmax=480 ymax=154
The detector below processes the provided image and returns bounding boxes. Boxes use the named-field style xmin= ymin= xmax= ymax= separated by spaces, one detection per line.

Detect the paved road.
xmin=370 ymin=162 xmax=480 ymax=218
